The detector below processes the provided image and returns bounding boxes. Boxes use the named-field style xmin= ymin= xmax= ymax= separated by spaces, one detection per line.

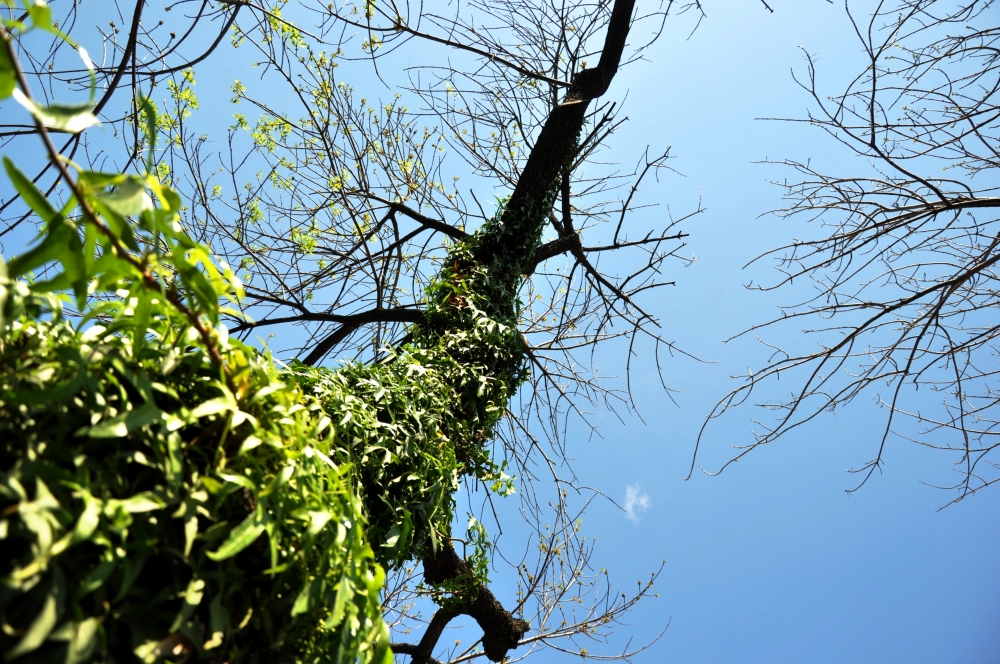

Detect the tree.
xmin=695 ymin=0 xmax=1000 ymax=505
xmin=0 ymin=0 xmax=739 ymax=661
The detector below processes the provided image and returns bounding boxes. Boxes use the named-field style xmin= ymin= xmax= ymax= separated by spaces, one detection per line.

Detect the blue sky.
xmin=2 ymin=0 xmax=998 ymax=661
xmin=559 ymin=2 xmax=1000 ymax=662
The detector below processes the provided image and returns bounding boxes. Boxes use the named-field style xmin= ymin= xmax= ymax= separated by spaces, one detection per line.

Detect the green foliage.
xmin=0 ymin=189 xmax=391 ymax=662
xmin=0 ymin=161 xmax=392 ymax=660
xmin=0 ymin=312 xmax=389 ymax=664
xmin=422 ymin=516 xmax=493 ymax=610
xmin=0 ymin=14 xmax=392 ymax=658
xmin=288 ymin=330 xmax=514 ymax=569
xmin=0 ymin=5 xmax=566 ymax=658
xmin=3 ymin=3 xmax=98 ymax=132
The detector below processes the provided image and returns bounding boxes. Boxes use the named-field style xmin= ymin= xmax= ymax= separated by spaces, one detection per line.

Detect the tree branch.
xmin=368 ymin=197 xmax=468 ymax=240
xmin=496 ymin=0 xmax=637 ymax=244
xmin=294 ymin=307 xmax=425 ymax=366
xmin=419 ymin=541 xmax=530 ymax=663
xmin=526 ymin=233 xmax=581 ymax=275
xmin=229 ymin=306 xmax=423 ymax=336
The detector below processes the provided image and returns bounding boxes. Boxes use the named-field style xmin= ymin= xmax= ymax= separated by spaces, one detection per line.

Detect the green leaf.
xmin=216 ymin=472 xmax=255 ymax=491
xmin=207 ymin=506 xmax=268 ymax=561
xmin=79 ymin=171 xmax=145 ymax=252
xmin=11 ymin=366 xmax=87 ymax=406
xmin=111 ymin=551 xmax=150 ymax=603
xmin=0 ymin=38 xmax=15 ymax=99
xmin=183 ymin=577 xmax=205 ymax=607
xmin=78 ymin=170 xmax=125 ymax=189
xmin=183 ymin=512 xmax=198 ymax=558
xmin=76 ymin=46 xmax=96 ymax=104
xmin=77 ymin=558 xmax=116 ymax=598
xmin=189 ymin=397 xmax=235 ymax=420
xmin=93 ymin=176 xmax=153 ymax=217
xmin=140 ymin=97 xmax=157 ymax=174
xmin=89 ymin=201 xmax=139 ymax=253
xmin=117 ymin=492 xmax=165 ymax=513
xmin=50 ymin=617 xmax=101 ymax=664
xmin=291 ymin=579 xmax=313 ymax=616
xmin=383 ymin=524 xmax=402 ymax=549
xmin=238 ymin=435 xmax=263 ymax=454
xmin=204 ymin=594 xmax=227 ymax=651
xmin=329 ymin=574 xmax=352 ymax=627
xmin=159 ymin=346 xmax=182 ymax=376
xmin=3 ymin=156 xmax=60 ymax=225
xmin=12 ymin=90 xmax=98 ymax=133
xmin=371 ymin=638 xmax=394 ymax=664
xmin=5 ymin=592 xmax=58 ymax=660
xmin=72 ymin=495 xmax=101 ymax=543
xmin=27 ymin=0 xmax=53 ymax=32
xmin=161 ymin=185 xmax=182 ymax=216
xmin=130 ymin=285 xmax=152 ymax=356
xmin=82 ymin=400 xmax=162 ymax=438
xmin=0 ymin=473 xmax=27 ymax=502
xmin=6 ymin=218 xmax=73 ymax=280
xmin=308 ymin=510 xmax=332 ymax=536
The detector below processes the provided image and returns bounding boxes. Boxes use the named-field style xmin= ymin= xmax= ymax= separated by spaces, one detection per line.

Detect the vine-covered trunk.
xmin=400 ymin=0 xmax=639 ymax=660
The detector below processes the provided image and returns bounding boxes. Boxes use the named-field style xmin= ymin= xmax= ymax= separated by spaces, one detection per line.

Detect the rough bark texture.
xmin=422 ymin=542 xmax=531 ymax=662
xmin=494 ymin=0 xmax=636 ymax=241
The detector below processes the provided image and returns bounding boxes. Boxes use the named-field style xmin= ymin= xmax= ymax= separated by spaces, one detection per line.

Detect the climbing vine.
xmin=286 ymin=192 xmax=559 ymax=588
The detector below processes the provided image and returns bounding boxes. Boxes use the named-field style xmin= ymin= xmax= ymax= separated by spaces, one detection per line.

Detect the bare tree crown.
xmin=695 ymin=0 xmax=1000 ymax=505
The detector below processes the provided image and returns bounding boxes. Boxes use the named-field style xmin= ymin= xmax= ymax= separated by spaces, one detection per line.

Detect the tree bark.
xmin=404 ymin=1 xmax=638 ymax=661
xmin=421 ymin=541 xmax=531 ymax=663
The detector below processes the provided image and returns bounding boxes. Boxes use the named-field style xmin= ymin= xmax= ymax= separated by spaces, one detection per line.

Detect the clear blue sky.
xmin=560 ymin=2 xmax=1000 ymax=662
xmin=2 ymin=0 xmax=997 ymax=662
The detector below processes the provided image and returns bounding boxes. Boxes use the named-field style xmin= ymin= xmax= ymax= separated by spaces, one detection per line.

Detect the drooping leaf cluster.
xmin=0 ymin=301 xmax=389 ymax=664
xmin=0 ymin=13 xmax=394 ymax=659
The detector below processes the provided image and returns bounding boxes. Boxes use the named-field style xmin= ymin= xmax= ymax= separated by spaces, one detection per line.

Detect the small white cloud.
xmin=623 ymin=484 xmax=650 ymax=523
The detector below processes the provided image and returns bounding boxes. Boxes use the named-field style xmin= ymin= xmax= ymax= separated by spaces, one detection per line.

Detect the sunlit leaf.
xmin=141 ymin=97 xmax=157 ymax=174
xmin=72 ymin=495 xmax=101 ymax=543
xmin=5 ymin=593 xmax=57 ymax=659
xmin=26 ymin=0 xmax=52 ymax=32
xmin=189 ymin=397 xmax=235 ymax=420
xmin=3 ymin=156 xmax=60 ymax=224
xmin=76 ymin=45 xmax=96 ymax=103
xmin=118 ymin=492 xmax=166 ymax=513
xmin=55 ymin=617 xmax=101 ymax=664
xmin=12 ymin=89 xmax=99 ymax=133
xmin=93 ymin=175 xmax=153 ymax=218
xmin=0 ymin=39 xmax=15 ymax=99
xmin=76 ymin=46 xmax=94 ymax=74
xmin=82 ymin=400 xmax=163 ymax=438
xmin=183 ymin=512 xmax=198 ymax=558
xmin=291 ymin=579 xmax=314 ymax=616
xmin=207 ymin=507 xmax=268 ymax=561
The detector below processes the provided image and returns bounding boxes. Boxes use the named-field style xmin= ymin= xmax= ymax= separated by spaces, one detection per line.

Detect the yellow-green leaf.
xmin=12 ymin=89 xmax=98 ymax=133
xmin=5 ymin=593 xmax=58 ymax=659
xmin=207 ymin=507 xmax=267 ymax=561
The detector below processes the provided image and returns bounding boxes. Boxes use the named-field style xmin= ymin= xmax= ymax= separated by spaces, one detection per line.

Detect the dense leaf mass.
xmin=0 ymin=306 xmax=390 ymax=663
xmin=0 ymin=189 xmax=543 ymax=664
xmin=287 ymin=200 xmax=548 ymax=574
